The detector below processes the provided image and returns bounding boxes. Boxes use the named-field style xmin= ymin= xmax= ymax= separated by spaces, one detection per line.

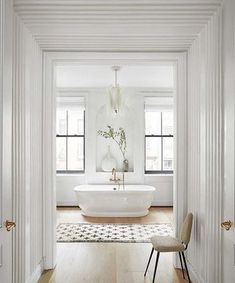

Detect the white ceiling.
xmin=56 ymin=65 xmax=174 ymax=88
xmin=14 ymin=0 xmax=222 ymax=51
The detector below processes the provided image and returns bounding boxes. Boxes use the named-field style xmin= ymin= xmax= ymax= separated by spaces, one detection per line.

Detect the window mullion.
xmin=161 ymin=112 xmax=163 ymax=171
xmin=83 ymin=110 xmax=85 ymax=171
xmin=66 ymin=110 xmax=68 ymax=171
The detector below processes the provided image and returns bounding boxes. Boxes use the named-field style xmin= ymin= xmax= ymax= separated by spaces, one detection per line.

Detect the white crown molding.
xmin=13 ymin=0 xmax=222 ymax=51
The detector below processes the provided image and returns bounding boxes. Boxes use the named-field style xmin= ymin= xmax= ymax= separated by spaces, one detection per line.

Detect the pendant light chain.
xmin=112 ymin=66 xmax=120 ymax=87
xmin=115 ymin=68 xmax=117 ymax=87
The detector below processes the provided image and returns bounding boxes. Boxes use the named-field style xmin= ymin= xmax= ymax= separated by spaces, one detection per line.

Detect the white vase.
xmin=101 ymin=146 xmax=117 ymax=172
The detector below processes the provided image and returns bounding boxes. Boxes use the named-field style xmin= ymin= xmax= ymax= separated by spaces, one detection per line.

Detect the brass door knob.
xmin=221 ymin=220 xmax=232 ymax=231
xmin=4 ymin=220 xmax=16 ymax=232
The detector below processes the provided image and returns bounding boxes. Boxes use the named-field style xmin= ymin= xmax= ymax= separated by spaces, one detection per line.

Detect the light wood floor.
xmin=38 ymin=207 xmax=188 ymax=283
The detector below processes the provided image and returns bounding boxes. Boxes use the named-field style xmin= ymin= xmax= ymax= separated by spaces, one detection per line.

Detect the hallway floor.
xmin=38 ymin=207 xmax=188 ymax=283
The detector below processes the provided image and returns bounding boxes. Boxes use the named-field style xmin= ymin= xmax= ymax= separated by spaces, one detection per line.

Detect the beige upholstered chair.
xmin=144 ymin=213 xmax=193 ymax=283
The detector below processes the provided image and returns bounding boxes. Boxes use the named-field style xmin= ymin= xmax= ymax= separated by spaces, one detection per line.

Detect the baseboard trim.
xmin=26 ymin=260 xmax=44 ymax=283
xmin=57 ymin=200 xmax=78 ymax=206
xmin=187 ymin=260 xmax=204 ymax=283
xmin=151 ymin=200 xmax=173 ymax=206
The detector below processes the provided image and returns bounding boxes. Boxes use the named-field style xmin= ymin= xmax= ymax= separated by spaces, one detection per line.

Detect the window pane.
xmin=145 ymin=137 xmax=161 ymax=171
xmin=56 ymin=110 xmax=67 ymax=135
xmin=68 ymin=110 xmax=84 ymax=135
xmin=162 ymin=111 xmax=173 ymax=135
xmin=56 ymin=137 xmax=66 ymax=170
xmin=163 ymin=137 xmax=173 ymax=171
xmin=68 ymin=137 xmax=84 ymax=171
xmin=145 ymin=111 xmax=161 ymax=135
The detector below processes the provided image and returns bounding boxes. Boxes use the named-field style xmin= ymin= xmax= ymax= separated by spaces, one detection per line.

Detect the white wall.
xmin=56 ymin=65 xmax=174 ymax=88
xmin=56 ymin=88 xmax=173 ymax=206
xmin=187 ymin=7 xmax=223 ymax=283
xmin=13 ymin=15 xmax=43 ymax=283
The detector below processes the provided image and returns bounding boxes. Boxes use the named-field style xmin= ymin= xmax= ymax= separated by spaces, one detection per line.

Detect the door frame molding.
xmin=42 ymin=51 xmax=187 ymax=268
xmin=0 ymin=0 xmax=13 ymax=282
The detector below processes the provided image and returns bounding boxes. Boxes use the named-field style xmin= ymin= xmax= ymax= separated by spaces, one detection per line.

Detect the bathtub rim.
xmin=74 ymin=184 xmax=156 ymax=193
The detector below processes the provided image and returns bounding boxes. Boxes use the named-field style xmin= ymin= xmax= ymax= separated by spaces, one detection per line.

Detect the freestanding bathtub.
xmin=74 ymin=185 xmax=155 ymax=217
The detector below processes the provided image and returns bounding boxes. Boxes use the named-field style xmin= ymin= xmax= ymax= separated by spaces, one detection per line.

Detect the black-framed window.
xmin=56 ymin=106 xmax=85 ymax=174
xmin=145 ymin=110 xmax=173 ymax=174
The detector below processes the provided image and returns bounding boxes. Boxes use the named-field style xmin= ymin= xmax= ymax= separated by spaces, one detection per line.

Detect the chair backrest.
xmin=180 ymin=213 xmax=193 ymax=246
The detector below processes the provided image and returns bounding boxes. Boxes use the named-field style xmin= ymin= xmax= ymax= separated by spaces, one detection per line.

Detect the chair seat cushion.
xmin=151 ymin=236 xmax=185 ymax=252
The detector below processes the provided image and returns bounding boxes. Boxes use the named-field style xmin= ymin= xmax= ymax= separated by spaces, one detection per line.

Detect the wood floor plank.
xmin=38 ymin=207 xmax=188 ymax=283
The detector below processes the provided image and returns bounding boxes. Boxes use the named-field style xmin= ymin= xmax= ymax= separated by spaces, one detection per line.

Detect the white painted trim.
xmin=186 ymin=8 xmax=223 ymax=282
xmin=12 ymin=0 xmax=222 ymax=53
xmin=0 ymin=1 xmax=3 ymax=228
xmin=152 ymin=201 xmax=173 ymax=206
xmin=42 ymin=52 xmax=57 ymax=269
xmin=0 ymin=1 xmax=13 ymax=283
xmin=26 ymin=261 xmax=44 ymax=283
xmin=173 ymin=52 xmax=187 ymax=235
xmin=56 ymin=201 xmax=78 ymax=207
xmin=187 ymin=260 xmax=204 ymax=283
xmin=12 ymin=13 xmax=44 ymax=282
xmin=42 ymin=51 xmax=187 ymax=269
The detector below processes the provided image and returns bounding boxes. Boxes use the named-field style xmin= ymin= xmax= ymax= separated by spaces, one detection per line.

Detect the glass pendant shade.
xmin=107 ymin=66 xmax=124 ymax=117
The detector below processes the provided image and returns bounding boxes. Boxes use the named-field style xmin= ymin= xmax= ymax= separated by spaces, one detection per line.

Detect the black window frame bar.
xmin=145 ymin=112 xmax=173 ymax=174
xmin=56 ymin=110 xmax=85 ymax=174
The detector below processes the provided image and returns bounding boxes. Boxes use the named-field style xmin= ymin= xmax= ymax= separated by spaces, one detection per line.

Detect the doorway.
xmin=42 ymin=52 xmax=187 ymax=273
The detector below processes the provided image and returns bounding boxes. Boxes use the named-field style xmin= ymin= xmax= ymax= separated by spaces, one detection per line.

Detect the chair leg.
xmin=144 ymin=248 xmax=154 ymax=276
xmin=152 ymin=252 xmax=160 ymax=283
xmin=179 ymin=252 xmax=185 ymax=279
xmin=182 ymin=251 xmax=191 ymax=282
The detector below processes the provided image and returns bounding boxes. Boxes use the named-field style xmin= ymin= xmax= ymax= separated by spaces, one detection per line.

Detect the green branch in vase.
xmin=98 ymin=125 xmax=127 ymax=159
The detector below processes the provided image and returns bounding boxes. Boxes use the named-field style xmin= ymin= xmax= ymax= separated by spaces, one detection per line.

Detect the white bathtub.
xmin=74 ymin=185 xmax=155 ymax=217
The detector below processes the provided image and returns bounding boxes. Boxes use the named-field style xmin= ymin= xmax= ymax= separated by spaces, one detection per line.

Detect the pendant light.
xmin=107 ymin=66 xmax=124 ymax=116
